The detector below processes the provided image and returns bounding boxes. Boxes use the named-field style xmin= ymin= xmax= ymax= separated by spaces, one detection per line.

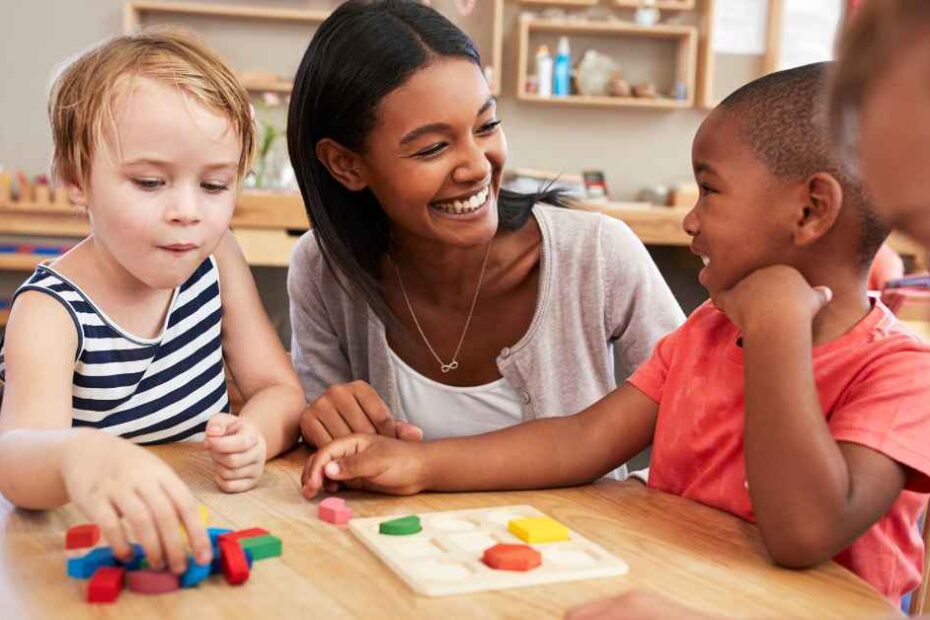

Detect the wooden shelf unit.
xmin=615 ymin=0 xmax=696 ymax=9
xmin=124 ymin=1 xmax=329 ymax=31
xmin=0 ymin=309 xmax=9 ymax=329
xmin=520 ymin=0 xmax=598 ymax=6
xmin=0 ymin=253 xmax=48 ymax=272
xmin=126 ymin=0 xmax=504 ymax=96
xmin=516 ymin=16 xmax=698 ymax=108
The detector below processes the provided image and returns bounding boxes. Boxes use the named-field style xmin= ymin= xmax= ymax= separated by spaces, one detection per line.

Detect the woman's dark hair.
xmin=287 ymin=0 xmax=562 ymax=322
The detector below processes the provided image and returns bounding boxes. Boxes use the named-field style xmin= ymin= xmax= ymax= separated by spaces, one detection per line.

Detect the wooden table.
xmin=0 ymin=445 xmax=898 ymax=619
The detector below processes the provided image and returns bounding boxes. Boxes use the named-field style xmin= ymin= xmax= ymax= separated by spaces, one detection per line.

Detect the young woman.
xmin=286 ymin=0 xmax=682 ymax=479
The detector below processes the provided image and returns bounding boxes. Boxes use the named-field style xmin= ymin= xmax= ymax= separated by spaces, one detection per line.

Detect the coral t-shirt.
xmin=629 ymin=300 xmax=930 ymax=602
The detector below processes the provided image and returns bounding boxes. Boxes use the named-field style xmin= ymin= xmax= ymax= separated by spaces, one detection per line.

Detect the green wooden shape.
xmin=378 ymin=515 xmax=422 ymax=536
xmin=238 ymin=534 xmax=282 ymax=561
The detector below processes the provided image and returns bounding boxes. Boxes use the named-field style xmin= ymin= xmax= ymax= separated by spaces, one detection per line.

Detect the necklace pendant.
xmin=441 ymin=360 xmax=460 ymax=373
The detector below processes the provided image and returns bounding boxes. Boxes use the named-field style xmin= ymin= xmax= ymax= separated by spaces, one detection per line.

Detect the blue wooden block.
xmin=67 ymin=547 xmax=118 ymax=579
xmin=119 ymin=543 xmax=145 ymax=571
xmin=207 ymin=528 xmax=232 ymax=545
xmin=180 ymin=556 xmax=211 ymax=588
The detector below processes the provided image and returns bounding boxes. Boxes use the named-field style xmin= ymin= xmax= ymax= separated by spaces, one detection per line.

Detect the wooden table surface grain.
xmin=0 ymin=445 xmax=899 ymax=619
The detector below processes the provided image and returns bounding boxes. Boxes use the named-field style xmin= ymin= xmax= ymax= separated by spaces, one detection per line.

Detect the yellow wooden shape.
xmin=508 ymin=517 xmax=570 ymax=544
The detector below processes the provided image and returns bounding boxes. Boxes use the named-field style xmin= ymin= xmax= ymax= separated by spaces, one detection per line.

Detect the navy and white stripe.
xmin=0 ymin=257 xmax=229 ymax=444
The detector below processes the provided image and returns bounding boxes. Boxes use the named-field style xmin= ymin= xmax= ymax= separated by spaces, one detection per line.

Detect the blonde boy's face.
xmin=73 ymin=76 xmax=240 ymax=290
xmin=859 ymin=35 xmax=930 ymax=248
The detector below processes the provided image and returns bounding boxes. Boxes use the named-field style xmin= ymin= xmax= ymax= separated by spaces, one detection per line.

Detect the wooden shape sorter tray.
xmin=348 ymin=504 xmax=628 ymax=597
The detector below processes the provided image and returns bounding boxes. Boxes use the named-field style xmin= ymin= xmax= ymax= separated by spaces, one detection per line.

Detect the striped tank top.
xmin=0 ymin=257 xmax=229 ymax=444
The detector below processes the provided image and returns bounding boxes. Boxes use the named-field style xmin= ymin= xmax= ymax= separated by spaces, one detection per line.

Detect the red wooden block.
xmin=126 ymin=569 xmax=179 ymax=594
xmin=217 ymin=527 xmax=269 ymax=545
xmin=219 ymin=539 xmax=250 ymax=585
xmin=318 ymin=497 xmax=352 ymax=525
xmin=481 ymin=544 xmax=542 ymax=572
xmin=87 ymin=566 xmax=124 ymax=603
xmin=66 ymin=524 xmax=100 ymax=550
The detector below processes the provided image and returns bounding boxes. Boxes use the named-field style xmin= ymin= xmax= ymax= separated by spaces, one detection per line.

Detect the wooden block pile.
xmin=65 ymin=507 xmax=282 ymax=604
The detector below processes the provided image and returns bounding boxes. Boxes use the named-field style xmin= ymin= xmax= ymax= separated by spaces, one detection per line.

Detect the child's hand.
xmin=61 ymin=432 xmax=212 ymax=574
xmin=300 ymin=434 xmax=428 ymax=499
xmin=301 ymin=380 xmax=423 ymax=447
xmin=204 ymin=413 xmax=267 ymax=493
xmin=566 ymin=590 xmax=715 ymax=620
xmin=713 ymin=265 xmax=833 ymax=333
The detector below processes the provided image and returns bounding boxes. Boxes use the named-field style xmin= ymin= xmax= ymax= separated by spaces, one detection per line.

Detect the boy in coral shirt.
xmin=301 ymin=63 xmax=930 ymax=604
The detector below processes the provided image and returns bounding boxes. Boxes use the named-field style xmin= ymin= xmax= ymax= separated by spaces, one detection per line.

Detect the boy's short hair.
xmin=830 ymin=0 xmax=930 ymax=166
xmin=49 ymin=29 xmax=255 ymax=189
xmin=719 ymin=62 xmax=888 ymax=269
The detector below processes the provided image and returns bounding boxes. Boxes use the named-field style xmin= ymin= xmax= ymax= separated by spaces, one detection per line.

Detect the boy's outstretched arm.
xmin=718 ymin=266 xmax=908 ymax=568
xmin=209 ymin=232 xmax=306 ymax=491
xmin=302 ymin=383 xmax=658 ymax=496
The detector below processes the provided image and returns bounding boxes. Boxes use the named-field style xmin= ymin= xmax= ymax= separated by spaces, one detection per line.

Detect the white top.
xmin=388 ymin=349 xmax=524 ymax=441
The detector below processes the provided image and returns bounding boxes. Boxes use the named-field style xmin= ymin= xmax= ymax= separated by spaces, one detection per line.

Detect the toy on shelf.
xmin=0 ymin=168 xmax=71 ymax=209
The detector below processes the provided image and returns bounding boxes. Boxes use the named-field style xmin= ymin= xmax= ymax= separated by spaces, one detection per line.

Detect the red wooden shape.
xmin=481 ymin=543 xmax=542 ymax=572
xmin=66 ymin=524 xmax=100 ymax=550
xmin=219 ymin=539 xmax=250 ymax=585
xmin=87 ymin=566 xmax=124 ymax=603
xmin=217 ymin=527 xmax=269 ymax=544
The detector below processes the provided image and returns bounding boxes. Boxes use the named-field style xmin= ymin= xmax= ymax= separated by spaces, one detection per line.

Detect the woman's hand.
xmin=301 ymin=380 xmax=422 ymax=447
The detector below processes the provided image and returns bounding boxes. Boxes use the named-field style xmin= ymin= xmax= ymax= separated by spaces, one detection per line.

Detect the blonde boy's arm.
xmin=0 ymin=291 xmax=82 ymax=507
xmin=214 ymin=231 xmax=304 ymax=459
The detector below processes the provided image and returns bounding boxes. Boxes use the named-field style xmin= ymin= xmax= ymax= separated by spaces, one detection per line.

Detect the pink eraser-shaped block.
xmin=318 ymin=497 xmax=352 ymax=524
xmin=126 ymin=570 xmax=180 ymax=595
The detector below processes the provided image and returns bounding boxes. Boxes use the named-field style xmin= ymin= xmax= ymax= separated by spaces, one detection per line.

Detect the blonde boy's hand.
xmin=61 ymin=432 xmax=212 ymax=574
xmin=301 ymin=380 xmax=423 ymax=448
xmin=301 ymin=434 xmax=427 ymax=499
xmin=204 ymin=413 xmax=267 ymax=493
xmin=713 ymin=265 xmax=833 ymax=333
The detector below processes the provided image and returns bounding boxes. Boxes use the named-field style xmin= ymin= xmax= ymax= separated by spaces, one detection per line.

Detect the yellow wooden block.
xmin=508 ymin=517 xmax=570 ymax=544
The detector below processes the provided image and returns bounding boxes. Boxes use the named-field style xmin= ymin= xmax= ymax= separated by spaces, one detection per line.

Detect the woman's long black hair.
xmin=287 ymin=0 xmax=562 ymax=322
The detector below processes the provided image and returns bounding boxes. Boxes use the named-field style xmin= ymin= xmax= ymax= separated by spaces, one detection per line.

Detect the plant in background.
xmin=250 ymin=91 xmax=287 ymax=189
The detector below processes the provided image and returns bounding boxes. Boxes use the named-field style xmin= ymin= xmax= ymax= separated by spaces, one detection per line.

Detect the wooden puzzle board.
xmin=348 ymin=505 xmax=628 ymax=597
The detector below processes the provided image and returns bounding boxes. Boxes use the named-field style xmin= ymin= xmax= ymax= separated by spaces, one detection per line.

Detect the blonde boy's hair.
xmin=49 ymin=29 xmax=255 ymax=188
xmin=830 ymin=0 xmax=930 ymax=161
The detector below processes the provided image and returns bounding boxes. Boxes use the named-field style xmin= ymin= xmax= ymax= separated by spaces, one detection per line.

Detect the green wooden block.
xmin=239 ymin=534 xmax=282 ymax=561
xmin=378 ymin=515 xmax=422 ymax=536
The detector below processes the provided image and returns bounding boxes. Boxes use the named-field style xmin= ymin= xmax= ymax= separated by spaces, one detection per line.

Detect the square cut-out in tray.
xmin=348 ymin=504 xmax=629 ymax=596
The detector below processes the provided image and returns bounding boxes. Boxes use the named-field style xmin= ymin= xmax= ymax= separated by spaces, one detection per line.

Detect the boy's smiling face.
xmin=685 ymin=110 xmax=798 ymax=299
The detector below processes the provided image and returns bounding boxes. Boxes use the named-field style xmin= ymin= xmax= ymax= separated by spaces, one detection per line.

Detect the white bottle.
xmin=535 ymin=44 xmax=553 ymax=98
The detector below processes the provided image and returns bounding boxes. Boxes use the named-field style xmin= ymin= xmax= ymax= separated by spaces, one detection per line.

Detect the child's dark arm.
xmin=723 ymin=266 xmax=907 ymax=568
xmin=302 ymin=383 xmax=658 ymax=496
xmin=742 ymin=316 xmax=906 ymax=567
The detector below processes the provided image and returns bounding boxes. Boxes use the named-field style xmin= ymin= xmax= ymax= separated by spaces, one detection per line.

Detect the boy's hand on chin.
xmin=713 ymin=265 xmax=833 ymax=333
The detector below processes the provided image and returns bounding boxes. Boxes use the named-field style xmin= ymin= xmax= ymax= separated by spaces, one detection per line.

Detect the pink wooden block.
xmin=126 ymin=569 xmax=179 ymax=595
xmin=318 ymin=497 xmax=352 ymax=525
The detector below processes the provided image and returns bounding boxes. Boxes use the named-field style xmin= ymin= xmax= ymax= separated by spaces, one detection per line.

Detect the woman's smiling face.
xmin=355 ymin=58 xmax=506 ymax=249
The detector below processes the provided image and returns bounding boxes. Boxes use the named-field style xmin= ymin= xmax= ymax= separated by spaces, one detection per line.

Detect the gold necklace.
xmin=392 ymin=240 xmax=493 ymax=373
